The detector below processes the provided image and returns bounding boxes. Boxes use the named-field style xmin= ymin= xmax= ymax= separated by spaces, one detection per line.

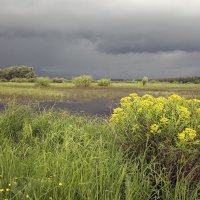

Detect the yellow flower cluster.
xmin=177 ymin=106 xmax=191 ymax=119
xmin=168 ymin=94 xmax=183 ymax=101
xmin=120 ymin=96 xmax=133 ymax=108
xmin=187 ymin=99 xmax=200 ymax=104
xmin=110 ymin=93 xmax=199 ymax=145
xmin=150 ymin=124 xmax=161 ymax=134
xmin=160 ymin=117 xmax=169 ymax=125
xmin=178 ymin=128 xmax=197 ymax=141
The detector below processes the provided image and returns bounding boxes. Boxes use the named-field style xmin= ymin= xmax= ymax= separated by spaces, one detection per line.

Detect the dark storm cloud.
xmin=0 ymin=0 xmax=200 ymax=78
xmin=1 ymin=0 xmax=200 ymax=54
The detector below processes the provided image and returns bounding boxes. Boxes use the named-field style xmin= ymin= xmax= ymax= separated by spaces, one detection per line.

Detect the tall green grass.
xmin=0 ymin=104 xmax=200 ymax=199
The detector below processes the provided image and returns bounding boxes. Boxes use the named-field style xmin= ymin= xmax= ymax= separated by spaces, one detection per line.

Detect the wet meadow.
xmin=0 ymin=81 xmax=200 ymax=199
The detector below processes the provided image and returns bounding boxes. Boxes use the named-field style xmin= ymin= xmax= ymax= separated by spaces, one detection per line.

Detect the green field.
xmin=0 ymin=82 xmax=200 ymax=199
xmin=0 ymin=82 xmax=199 ymax=102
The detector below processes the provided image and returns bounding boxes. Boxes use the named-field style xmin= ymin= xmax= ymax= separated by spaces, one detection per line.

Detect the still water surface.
xmin=0 ymin=99 xmax=119 ymax=116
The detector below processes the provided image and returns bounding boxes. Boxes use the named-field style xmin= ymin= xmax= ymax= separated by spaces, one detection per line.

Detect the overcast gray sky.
xmin=0 ymin=0 xmax=200 ymax=78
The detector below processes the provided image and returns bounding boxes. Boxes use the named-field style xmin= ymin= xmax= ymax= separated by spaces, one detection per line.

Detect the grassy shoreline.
xmin=0 ymin=82 xmax=200 ymax=103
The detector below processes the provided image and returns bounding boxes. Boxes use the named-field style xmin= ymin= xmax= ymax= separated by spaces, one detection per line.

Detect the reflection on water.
xmin=0 ymin=99 xmax=119 ymax=116
xmin=38 ymin=99 xmax=119 ymax=116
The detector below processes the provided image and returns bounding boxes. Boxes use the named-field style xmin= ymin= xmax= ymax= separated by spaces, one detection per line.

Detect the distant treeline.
xmin=156 ymin=77 xmax=200 ymax=84
xmin=0 ymin=66 xmax=36 ymax=81
xmin=0 ymin=66 xmax=200 ymax=84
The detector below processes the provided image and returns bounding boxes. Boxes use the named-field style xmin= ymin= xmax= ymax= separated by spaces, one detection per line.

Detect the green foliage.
xmin=72 ymin=75 xmax=93 ymax=87
xmin=10 ymin=78 xmax=36 ymax=83
xmin=0 ymin=103 xmax=33 ymax=142
xmin=97 ymin=78 xmax=111 ymax=86
xmin=110 ymin=94 xmax=200 ymax=183
xmin=142 ymin=76 xmax=149 ymax=86
xmin=35 ymin=77 xmax=50 ymax=87
xmin=0 ymin=66 xmax=36 ymax=80
xmin=0 ymin=104 xmax=200 ymax=199
xmin=51 ymin=77 xmax=65 ymax=83
xmin=150 ymin=80 xmax=158 ymax=83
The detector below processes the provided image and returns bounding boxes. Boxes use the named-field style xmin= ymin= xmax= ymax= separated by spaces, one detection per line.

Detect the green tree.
xmin=2 ymin=66 xmax=36 ymax=80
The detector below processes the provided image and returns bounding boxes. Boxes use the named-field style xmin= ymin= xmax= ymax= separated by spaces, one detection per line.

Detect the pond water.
xmin=0 ymin=99 xmax=119 ymax=116
xmin=38 ymin=99 xmax=119 ymax=116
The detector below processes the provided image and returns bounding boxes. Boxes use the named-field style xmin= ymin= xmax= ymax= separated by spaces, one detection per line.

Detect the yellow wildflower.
xmin=156 ymin=97 xmax=166 ymax=104
xmin=160 ymin=117 xmax=169 ymax=125
xmin=153 ymin=103 xmax=164 ymax=112
xmin=113 ymin=107 xmax=123 ymax=114
xmin=177 ymin=106 xmax=191 ymax=119
xmin=140 ymin=100 xmax=154 ymax=108
xmin=129 ymin=93 xmax=139 ymax=100
xmin=59 ymin=182 xmax=63 ymax=187
xmin=110 ymin=114 xmax=119 ymax=123
xmin=168 ymin=94 xmax=182 ymax=101
xmin=6 ymin=188 xmax=10 ymax=192
xmin=178 ymin=132 xmax=185 ymax=140
xmin=142 ymin=94 xmax=154 ymax=100
xmin=150 ymin=124 xmax=161 ymax=134
xmin=178 ymin=128 xmax=197 ymax=141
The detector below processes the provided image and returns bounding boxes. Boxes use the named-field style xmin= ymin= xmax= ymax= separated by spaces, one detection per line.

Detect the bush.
xmin=150 ymin=80 xmax=158 ymax=83
xmin=35 ymin=77 xmax=50 ymax=87
xmin=110 ymin=94 xmax=200 ymax=182
xmin=72 ymin=75 xmax=93 ymax=87
xmin=97 ymin=79 xmax=111 ymax=86
xmin=52 ymin=78 xmax=65 ymax=83
xmin=142 ymin=76 xmax=148 ymax=86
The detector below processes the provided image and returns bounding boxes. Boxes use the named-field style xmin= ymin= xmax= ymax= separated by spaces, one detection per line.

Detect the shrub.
xmin=110 ymin=94 xmax=200 ymax=182
xmin=35 ymin=77 xmax=50 ymax=87
xmin=72 ymin=75 xmax=93 ymax=87
xmin=52 ymin=77 xmax=65 ymax=83
xmin=142 ymin=76 xmax=148 ymax=86
xmin=150 ymin=80 xmax=158 ymax=83
xmin=97 ymin=79 xmax=111 ymax=86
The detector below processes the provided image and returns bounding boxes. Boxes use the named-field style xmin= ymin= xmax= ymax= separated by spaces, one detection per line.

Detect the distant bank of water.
xmin=0 ymin=99 xmax=119 ymax=116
